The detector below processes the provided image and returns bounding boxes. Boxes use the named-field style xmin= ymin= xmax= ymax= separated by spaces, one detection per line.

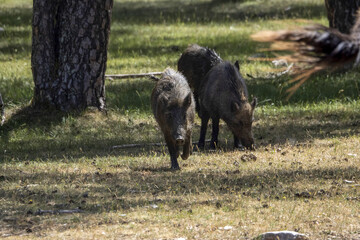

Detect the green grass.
xmin=1 ymin=0 xmax=360 ymax=239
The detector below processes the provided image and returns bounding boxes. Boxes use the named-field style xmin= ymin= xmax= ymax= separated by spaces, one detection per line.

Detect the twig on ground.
xmin=112 ymin=142 xmax=164 ymax=149
xmin=34 ymin=208 xmax=83 ymax=215
xmin=105 ymin=72 xmax=163 ymax=80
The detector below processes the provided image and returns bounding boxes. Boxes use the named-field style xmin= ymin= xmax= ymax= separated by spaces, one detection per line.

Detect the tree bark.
xmin=325 ymin=0 xmax=360 ymax=34
xmin=32 ymin=0 xmax=113 ymax=111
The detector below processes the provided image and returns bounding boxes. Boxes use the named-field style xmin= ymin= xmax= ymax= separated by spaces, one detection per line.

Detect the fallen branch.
xmin=105 ymin=72 xmax=162 ymax=80
xmin=112 ymin=140 xmax=212 ymax=150
xmin=34 ymin=208 xmax=83 ymax=215
xmin=112 ymin=142 xmax=164 ymax=149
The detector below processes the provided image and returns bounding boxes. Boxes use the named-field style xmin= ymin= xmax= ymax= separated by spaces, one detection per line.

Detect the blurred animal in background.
xmin=251 ymin=12 xmax=360 ymax=98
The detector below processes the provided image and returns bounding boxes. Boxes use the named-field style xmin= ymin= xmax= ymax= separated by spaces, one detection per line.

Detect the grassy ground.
xmin=1 ymin=0 xmax=360 ymax=239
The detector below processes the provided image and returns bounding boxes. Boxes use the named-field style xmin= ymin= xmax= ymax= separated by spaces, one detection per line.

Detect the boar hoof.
xmin=234 ymin=144 xmax=245 ymax=151
xmin=181 ymin=153 xmax=189 ymax=160
xmin=195 ymin=143 xmax=205 ymax=151
xmin=171 ymin=165 xmax=180 ymax=170
xmin=209 ymin=142 xmax=217 ymax=150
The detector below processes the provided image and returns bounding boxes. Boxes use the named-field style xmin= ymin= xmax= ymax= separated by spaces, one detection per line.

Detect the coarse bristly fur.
xmin=198 ymin=61 xmax=257 ymax=150
xmin=151 ymin=68 xmax=195 ymax=170
xmin=251 ymin=11 xmax=360 ymax=98
xmin=178 ymin=44 xmax=223 ymax=113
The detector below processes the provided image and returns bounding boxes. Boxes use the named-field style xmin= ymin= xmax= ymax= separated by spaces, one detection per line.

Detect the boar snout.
xmin=175 ymin=135 xmax=185 ymax=146
xmin=173 ymin=125 xmax=186 ymax=146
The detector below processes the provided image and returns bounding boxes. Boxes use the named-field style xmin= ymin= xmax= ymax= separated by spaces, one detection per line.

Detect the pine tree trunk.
xmin=325 ymin=0 xmax=360 ymax=34
xmin=32 ymin=0 xmax=113 ymax=111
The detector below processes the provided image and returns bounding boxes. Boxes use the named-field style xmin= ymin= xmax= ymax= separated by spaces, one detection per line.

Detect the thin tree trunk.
xmin=325 ymin=0 xmax=360 ymax=34
xmin=0 ymin=92 xmax=4 ymax=125
xmin=32 ymin=0 xmax=113 ymax=111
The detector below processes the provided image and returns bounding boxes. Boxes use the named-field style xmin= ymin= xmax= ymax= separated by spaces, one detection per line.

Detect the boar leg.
xmin=234 ymin=135 xmax=241 ymax=148
xmin=194 ymin=91 xmax=201 ymax=113
xmin=210 ymin=117 xmax=219 ymax=149
xmin=198 ymin=114 xmax=210 ymax=150
xmin=165 ymin=136 xmax=180 ymax=170
xmin=181 ymin=133 xmax=192 ymax=160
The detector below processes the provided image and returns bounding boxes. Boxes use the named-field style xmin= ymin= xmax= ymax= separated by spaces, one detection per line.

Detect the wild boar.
xmin=178 ymin=44 xmax=222 ymax=113
xmin=151 ymin=68 xmax=195 ymax=170
xmin=197 ymin=61 xmax=257 ymax=150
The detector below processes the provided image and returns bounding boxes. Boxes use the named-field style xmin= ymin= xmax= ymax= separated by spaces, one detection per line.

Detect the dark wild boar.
xmin=198 ymin=61 xmax=257 ymax=150
xmin=151 ymin=68 xmax=195 ymax=170
xmin=178 ymin=44 xmax=222 ymax=113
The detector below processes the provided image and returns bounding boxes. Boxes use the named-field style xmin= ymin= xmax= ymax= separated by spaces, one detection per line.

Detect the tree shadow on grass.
xmin=106 ymin=79 xmax=154 ymax=112
xmin=2 ymin=165 xmax=359 ymax=203
xmin=113 ymin=0 xmax=326 ymax=24
xmin=0 ymin=106 xmax=89 ymax=154
xmin=1 ymin=163 xmax=359 ymax=235
xmin=107 ymin=30 xmax=260 ymax=62
xmin=2 ymin=69 xmax=360 ymax=163
xmin=0 ymin=7 xmax=32 ymax=27
xmin=1 ymin=108 xmax=359 ymax=163
xmin=0 ymin=1 xmax=326 ymax=30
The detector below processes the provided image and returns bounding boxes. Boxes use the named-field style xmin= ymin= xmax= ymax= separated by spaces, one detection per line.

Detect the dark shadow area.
xmin=0 ymin=29 xmax=31 ymax=41
xmin=0 ymin=0 xmax=327 ymax=27
xmin=0 ymin=7 xmax=32 ymax=27
xmin=212 ymin=0 xmax=248 ymax=3
xmin=1 ymin=164 xmax=359 ymax=234
xmin=0 ymin=77 xmax=33 ymax=105
xmin=107 ymin=31 xmax=259 ymax=60
xmin=106 ymin=79 xmax=154 ymax=112
xmin=130 ymin=166 xmax=178 ymax=172
xmin=1 ymin=0 xmax=359 ymax=162
xmin=113 ymin=1 xmax=326 ymax=24
xmin=105 ymin=69 xmax=360 ymax=111
xmin=1 ymin=106 xmax=360 ymax=162
xmin=2 ymin=69 xmax=360 ymax=163
xmin=0 ymin=42 xmax=31 ymax=56
xmin=0 ymin=106 xmax=83 ymax=145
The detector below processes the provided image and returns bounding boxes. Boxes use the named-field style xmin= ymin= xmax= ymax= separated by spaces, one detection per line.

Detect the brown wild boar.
xmin=178 ymin=44 xmax=222 ymax=113
xmin=198 ymin=61 xmax=257 ymax=150
xmin=151 ymin=68 xmax=195 ymax=170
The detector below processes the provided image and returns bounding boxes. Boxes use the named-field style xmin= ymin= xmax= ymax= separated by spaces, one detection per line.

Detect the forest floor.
xmin=1 ymin=0 xmax=360 ymax=239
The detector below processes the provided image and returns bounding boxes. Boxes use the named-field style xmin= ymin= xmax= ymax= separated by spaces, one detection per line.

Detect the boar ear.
xmin=183 ymin=93 xmax=192 ymax=108
xmin=231 ymin=101 xmax=240 ymax=113
xmin=251 ymin=97 xmax=257 ymax=110
xmin=234 ymin=60 xmax=240 ymax=70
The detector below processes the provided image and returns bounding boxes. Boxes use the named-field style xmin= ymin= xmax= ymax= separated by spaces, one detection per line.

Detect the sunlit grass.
xmin=1 ymin=0 xmax=360 ymax=239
